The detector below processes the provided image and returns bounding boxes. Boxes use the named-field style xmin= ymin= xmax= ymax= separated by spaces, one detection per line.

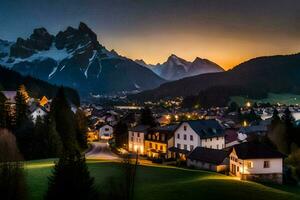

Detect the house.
xmin=229 ymin=142 xmax=285 ymax=184
xmin=99 ymin=124 xmax=113 ymax=140
xmin=237 ymin=125 xmax=268 ymax=142
xmin=171 ymin=120 xmax=225 ymax=158
xmin=224 ymin=128 xmax=239 ymax=147
xmin=1 ymin=91 xmax=16 ymax=104
xmin=128 ymin=125 xmax=150 ymax=155
xmin=144 ymin=125 xmax=177 ymax=159
xmin=187 ymin=147 xmax=229 ymax=172
xmin=30 ymin=106 xmax=48 ymax=122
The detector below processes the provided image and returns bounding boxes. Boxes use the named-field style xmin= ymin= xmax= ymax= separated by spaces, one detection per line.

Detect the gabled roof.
xmin=168 ymin=147 xmax=190 ymax=155
xmin=232 ymin=142 xmax=285 ymax=159
xmin=188 ymin=147 xmax=229 ymax=165
xmin=129 ymin=125 xmax=150 ymax=133
xmin=1 ymin=91 xmax=16 ymax=103
xmin=239 ymin=125 xmax=268 ymax=135
xmin=151 ymin=124 xmax=178 ymax=133
xmin=178 ymin=120 xmax=224 ymax=139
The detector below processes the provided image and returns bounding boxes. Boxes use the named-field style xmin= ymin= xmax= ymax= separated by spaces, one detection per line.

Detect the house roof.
xmin=239 ymin=125 xmax=268 ymax=135
xmin=129 ymin=125 xmax=150 ymax=133
xmin=188 ymin=147 xmax=229 ymax=165
xmin=1 ymin=91 xmax=16 ymax=103
xmin=232 ymin=142 xmax=285 ymax=159
xmin=151 ymin=124 xmax=178 ymax=133
xmin=168 ymin=147 xmax=190 ymax=155
xmin=180 ymin=120 xmax=224 ymax=139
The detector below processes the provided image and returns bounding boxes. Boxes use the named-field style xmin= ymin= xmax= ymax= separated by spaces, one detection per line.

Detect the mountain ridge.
xmin=0 ymin=22 xmax=166 ymax=96
xmin=130 ymin=52 xmax=300 ymax=104
xmin=136 ymin=54 xmax=224 ymax=80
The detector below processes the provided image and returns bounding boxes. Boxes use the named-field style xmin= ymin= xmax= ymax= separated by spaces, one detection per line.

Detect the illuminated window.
xmin=217 ymin=144 xmax=219 ymax=149
xmin=247 ymin=161 xmax=253 ymax=168
xmin=161 ymin=134 xmax=165 ymax=141
xmin=148 ymin=134 xmax=151 ymax=139
xmin=264 ymin=161 xmax=270 ymax=168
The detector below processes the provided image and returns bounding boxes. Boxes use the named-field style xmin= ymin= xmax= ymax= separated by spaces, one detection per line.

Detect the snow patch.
xmin=84 ymin=50 xmax=97 ymax=78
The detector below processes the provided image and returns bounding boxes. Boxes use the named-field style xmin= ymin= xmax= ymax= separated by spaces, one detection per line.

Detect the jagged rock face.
xmin=10 ymin=28 xmax=54 ymax=58
xmin=0 ymin=23 xmax=165 ymax=96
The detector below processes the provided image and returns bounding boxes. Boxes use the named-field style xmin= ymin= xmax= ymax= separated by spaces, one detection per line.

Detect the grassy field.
xmin=231 ymin=93 xmax=300 ymax=106
xmin=25 ymin=159 xmax=300 ymax=200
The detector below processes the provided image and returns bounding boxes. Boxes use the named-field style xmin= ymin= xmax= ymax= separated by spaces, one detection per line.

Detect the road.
xmin=85 ymin=141 xmax=120 ymax=160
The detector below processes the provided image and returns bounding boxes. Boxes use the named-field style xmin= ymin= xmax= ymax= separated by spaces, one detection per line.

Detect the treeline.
xmin=0 ymin=85 xmax=88 ymax=160
xmin=0 ymin=65 xmax=80 ymax=106
xmin=182 ymin=85 xmax=269 ymax=108
xmin=265 ymin=109 xmax=300 ymax=182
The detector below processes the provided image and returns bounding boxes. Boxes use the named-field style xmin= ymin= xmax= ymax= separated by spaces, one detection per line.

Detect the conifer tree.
xmin=139 ymin=106 xmax=156 ymax=127
xmin=15 ymin=87 xmax=28 ymax=129
xmin=75 ymin=109 xmax=88 ymax=150
xmin=45 ymin=152 xmax=98 ymax=200
xmin=0 ymin=92 xmax=7 ymax=128
xmin=51 ymin=87 xmax=78 ymax=153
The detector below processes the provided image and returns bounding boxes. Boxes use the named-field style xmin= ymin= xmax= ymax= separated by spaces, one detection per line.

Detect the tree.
xmin=44 ymin=115 xmax=63 ymax=158
xmin=114 ymin=121 xmax=128 ymax=148
xmin=18 ymin=85 xmax=29 ymax=103
xmin=227 ymin=101 xmax=239 ymax=113
xmin=139 ymin=107 xmax=156 ymax=127
xmin=0 ymin=129 xmax=27 ymax=200
xmin=0 ymin=92 xmax=7 ymax=128
xmin=15 ymin=87 xmax=28 ymax=129
xmin=75 ymin=109 xmax=88 ymax=150
xmin=45 ymin=153 xmax=98 ymax=200
xmin=282 ymin=108 xmax=295 ymax=153
xmin=50 ymin=87 xmax=78 ymax=154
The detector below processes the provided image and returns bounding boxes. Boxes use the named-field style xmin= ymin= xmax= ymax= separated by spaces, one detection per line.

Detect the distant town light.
xmin=246 ymin=102 xmax=251 ymax=107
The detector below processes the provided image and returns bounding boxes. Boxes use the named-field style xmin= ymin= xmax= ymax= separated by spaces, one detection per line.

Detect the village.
xmin=1 ymin=88 xmax=299 ymax=186
xmin=81 ymin=99 xmax=300 ymax=185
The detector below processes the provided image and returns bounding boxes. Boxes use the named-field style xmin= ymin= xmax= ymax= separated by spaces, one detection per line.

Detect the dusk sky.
xmin=1 ymin=0 xmax=300 ymax=69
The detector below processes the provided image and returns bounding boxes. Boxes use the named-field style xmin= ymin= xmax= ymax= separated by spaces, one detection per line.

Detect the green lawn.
xmin=231 ymin=93 xmax=300 ymax=106
xmin=25 ymin=159 xmax=300 ymax=200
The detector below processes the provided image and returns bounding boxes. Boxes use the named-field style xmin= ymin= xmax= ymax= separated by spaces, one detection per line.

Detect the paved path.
xmin=85 ymin=141 xmax=120 ymax=160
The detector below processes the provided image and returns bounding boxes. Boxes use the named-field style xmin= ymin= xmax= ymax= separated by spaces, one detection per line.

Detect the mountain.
xmin=137 ymin=54 xmax=224 ymax=80
xmin=0 ymin=23 xmax=165 ymax=96
xmin=130 ymin=53 xmax=300 ymax=105
xmin=0 ymin=65 xmax=80 ymax=106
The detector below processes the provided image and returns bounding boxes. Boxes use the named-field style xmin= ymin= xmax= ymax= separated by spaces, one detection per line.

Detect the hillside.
xmin=0 ymin=65 xmax=80 ymax=105
xmin=26 ymin=160 xmax=300 ymax=200
xmin=131 ymin=53 xmax=300 ymax=105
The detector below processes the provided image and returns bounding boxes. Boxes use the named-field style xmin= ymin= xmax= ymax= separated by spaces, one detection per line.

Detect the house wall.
xmin=99 ymin=125 xmax=113 ymax=139
xmin=201 ymin=136 xmax=225 ymax=149
xmin=174 ymin=122 xmax=200 ymax=151
xmin=128 ymin=131 xmax=145 ymax=154
xmin=229 ymin=150 xmax=283 ymax=184
xmin=144 ymin=140 xmax=167 ymax=158
xmin=187 ymin=159 xmax=220 ymax=172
